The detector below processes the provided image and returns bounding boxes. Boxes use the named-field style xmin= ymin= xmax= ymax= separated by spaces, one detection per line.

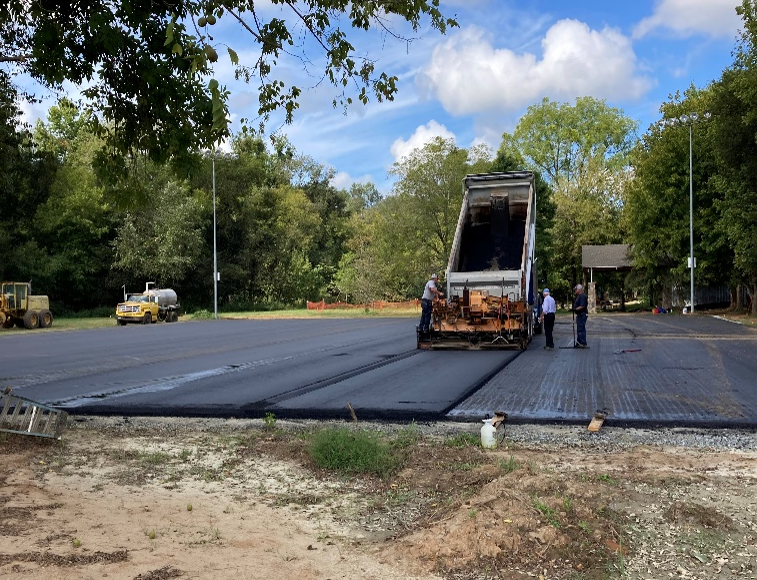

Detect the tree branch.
xmin=0 ymin=54 xmax=31 ymax=63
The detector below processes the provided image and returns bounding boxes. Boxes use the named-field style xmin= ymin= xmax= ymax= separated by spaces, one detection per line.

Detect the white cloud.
xmin=633 ymin=0 xmax=742 ymax=39
xmin=330 ymin=171 xmax=375 ymax=191
xmin=390 ymin=120 xmax=456 ymax=162
xmin=417 ymin=20 xmax=652 ymax=116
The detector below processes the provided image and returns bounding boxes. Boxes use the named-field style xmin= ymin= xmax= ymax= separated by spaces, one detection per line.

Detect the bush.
xmin=308 ymin=428 xmax=404 ymax=478
xmin=190 ymin=309 xmax=214 ymax=319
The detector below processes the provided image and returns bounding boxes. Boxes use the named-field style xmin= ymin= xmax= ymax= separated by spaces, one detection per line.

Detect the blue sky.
xmin=17 ymin=0 xmax=745 ymax=194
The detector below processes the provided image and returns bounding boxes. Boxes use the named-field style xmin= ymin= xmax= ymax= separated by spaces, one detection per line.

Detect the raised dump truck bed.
xmin=419 ymin=171 xmax=537 ymax=349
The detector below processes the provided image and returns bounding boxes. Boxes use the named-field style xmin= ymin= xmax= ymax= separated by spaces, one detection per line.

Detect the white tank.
xmin=144 ymin=286 xmax=178 ymax=307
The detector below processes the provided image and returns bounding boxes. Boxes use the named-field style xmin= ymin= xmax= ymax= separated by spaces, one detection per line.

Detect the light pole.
xmin=212 ymin=150 xmax=218 ymax=320
xmin=688 ymin=120 xmax=694 ymax=313
xmin=664 ymin=112 xmax=710 ymax=313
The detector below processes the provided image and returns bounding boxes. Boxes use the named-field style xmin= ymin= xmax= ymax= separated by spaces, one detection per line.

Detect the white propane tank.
xmin=480 ymin=419 xmax=497 ymax=449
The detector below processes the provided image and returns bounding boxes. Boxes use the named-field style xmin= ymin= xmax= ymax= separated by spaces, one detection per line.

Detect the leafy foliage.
xmin=498 ymin=97 xmax=637 ymax=298
xmin=2 ymin=0 xmax=457 ymax=177
xmin=112 ymin=180 xmax=204 ymax=286
xmin=707 ymin=0 xmax=757 ymax=312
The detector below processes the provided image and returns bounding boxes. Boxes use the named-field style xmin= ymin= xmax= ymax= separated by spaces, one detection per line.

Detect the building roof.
xmin=582 ymin=244 xmax=632 ymax=271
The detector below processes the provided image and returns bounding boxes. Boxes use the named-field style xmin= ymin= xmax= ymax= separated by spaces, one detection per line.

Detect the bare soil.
xmin=1 ymin=417 xmax=756 ymax=580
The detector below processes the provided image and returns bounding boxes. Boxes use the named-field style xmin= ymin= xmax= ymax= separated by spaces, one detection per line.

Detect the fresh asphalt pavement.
xmin=451 ymin=312 xmax=757 ymax=427
xmin=2 ymin=318 xmax=515 ymax=422
xmin=2 ymin=314 xmax=756 ymax=427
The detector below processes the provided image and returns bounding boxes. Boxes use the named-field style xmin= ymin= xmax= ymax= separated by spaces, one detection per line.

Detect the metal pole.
xmin=213 ymin=151 xmax=218 ymax=320
xmin=689 ymin=123 xmax=695 ymax=313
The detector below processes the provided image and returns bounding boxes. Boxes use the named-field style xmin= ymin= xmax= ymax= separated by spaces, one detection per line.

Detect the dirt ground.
xmin=1 ymin=417 xmax=756 ymax=580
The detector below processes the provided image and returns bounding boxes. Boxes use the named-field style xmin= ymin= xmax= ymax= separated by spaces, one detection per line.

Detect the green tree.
xmin=499 ymin=97 xmax=638 ymax=297
xmin=335 ymin=138 xmax=491 ymax=302
xmin=708 ymin=0 xmax=757 ymax=313
xmin=389 ymin=137 xmax=491 ymax=273
xmin=112 ymin=179 xmax=204 ymax=287
xmin=2 ymin=1 xmax=456 ymax=172
xmin=627 ymin=85 xmax=731 ymax=310
xmin=33 ymin=130 xmax=116 ymax=310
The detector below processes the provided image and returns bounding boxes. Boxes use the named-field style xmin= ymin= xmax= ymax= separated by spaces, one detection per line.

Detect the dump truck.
xmin=116 ymin=282 xmax=180 ymax=325
xmin=418 ymin=171 xmax=537 ymax=349
xmin=0 ymin=281 xmax=53 ymax=329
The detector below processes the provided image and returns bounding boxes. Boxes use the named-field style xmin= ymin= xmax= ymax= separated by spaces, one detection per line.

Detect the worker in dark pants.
xmin=539 ymin=288 xmax=556 ymax=350
xmin=418 ymin=273 xmax=443 ymax=332
xmin=573 ymin=284 xmax=588 ymax=347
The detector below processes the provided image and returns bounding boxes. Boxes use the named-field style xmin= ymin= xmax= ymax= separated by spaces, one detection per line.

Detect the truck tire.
xmin=2 ymin=317 xmax=13 ymax=329
xmin=24 ymin=310 xmax=40 ymax=329
xmin=142 ymin=312 xmax=151 ymax=325
xmin=39 ymin=309 xmax=53 ymax=328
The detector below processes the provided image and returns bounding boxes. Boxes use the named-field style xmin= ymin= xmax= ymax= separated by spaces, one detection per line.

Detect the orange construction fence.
xmin=306 ymin=299 xmax=420 ymax=311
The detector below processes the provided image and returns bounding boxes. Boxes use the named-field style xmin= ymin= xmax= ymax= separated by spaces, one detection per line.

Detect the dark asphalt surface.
xmin=2 ymin=318 xmax=515 ymax=422
xmin=451 ymin=313 xmax=757 ymax=427
xmin=2 ymin=314 xmax=756 ymax=427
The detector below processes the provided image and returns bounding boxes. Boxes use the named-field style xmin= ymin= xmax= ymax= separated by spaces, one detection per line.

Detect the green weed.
xmin=451 ymin=462 xmax=480 ymax=471
xmin=533 ymin=497 xmax=561 ymax=529
xmin=138 ymin=451 xmax=171 ymax=466
xmin=392 ymin=422 xmax=421 ymax=449
xmin=444 ymin=432 xmax=479 ymax=448
xmin=308 ymin=428 xmax=403 ymax=478
xmin=263 ymin=412 xmax=277 ymax=430
xmin=499 ymin=455 xmax=519 ymax=474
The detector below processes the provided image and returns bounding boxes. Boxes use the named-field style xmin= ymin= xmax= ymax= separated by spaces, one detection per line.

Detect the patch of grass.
xmin=138 ymin=451 xmax=172 ymax=466
xmin=598 ymin=473 xmax=616 ymax=485
xmin=308 ymin=428 xmax=403 ymax=478
xmin=189 ymin=465 xmax=224 ymax=482
xmin=392 ymin=422 xmax=421 ymax=449
xmin=177 ymin=449 xmax=192 ymax=462
xmin=44 ymin=317 xmax=113 ymax=331
xmin=499 ymin=455 xmax=519 ymax=474
xmin=533 ymin=497 xmax=561 ymax=529
xmin=677 ymin=529 xmax=730 ymax=559
xmin=190 ymin=309 xmax=214 ymax=320
xmin=444 ymin=432 xmax=479 ymax=448
xmin=451 ymin=462 xmax=480 ymax=471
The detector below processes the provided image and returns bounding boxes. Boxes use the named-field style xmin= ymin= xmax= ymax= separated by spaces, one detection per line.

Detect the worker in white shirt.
xmin=540 ymin=288 xmax=556 ymax=350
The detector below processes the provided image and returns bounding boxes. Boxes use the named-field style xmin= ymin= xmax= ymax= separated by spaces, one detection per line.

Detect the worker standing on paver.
xmin=419 ymin=273 xmax=443 ymax=332
xmin=573 ymin=284 xmax=589 ymax=348
xmin=540 ymin=288 xmax=556 ymax=350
